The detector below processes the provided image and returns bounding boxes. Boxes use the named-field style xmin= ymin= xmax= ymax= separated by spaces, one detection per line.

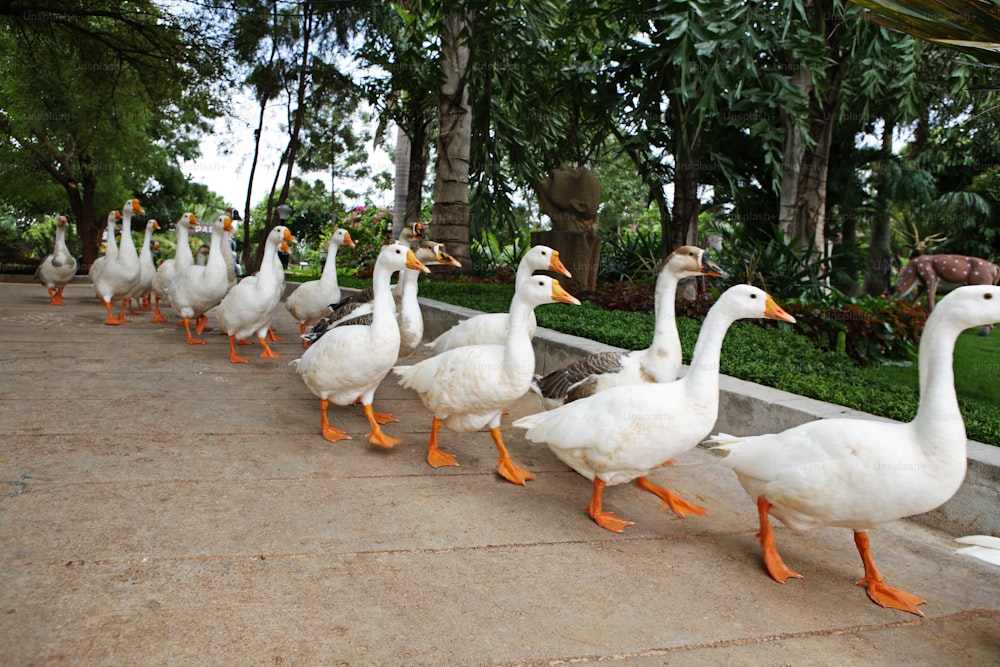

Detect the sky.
xmin=180 ymin=89 xmax=394 ymax=213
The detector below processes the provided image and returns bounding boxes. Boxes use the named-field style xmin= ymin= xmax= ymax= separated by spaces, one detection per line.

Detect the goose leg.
xmin=257 ymin=336 xmax=281 ymax=359
xmin=363 ymin=403 xmax=401 ymax=448
xmin=299 ymin=323 xmax=309 ymax=349
xmin=228 ymin=335 xmax=249 ymax=363
xmin=490 ymin=427 xmax=534 ymax=485
xmin=757 ymin=496 xmax=802 ymax=583
xmin=854 ymin=531 xmax=925 ymax=616
xmin=320 ymin=399 xmax=351 ymax=442
xmin=103 ymin=300 xmax=126 ymax=325
xmin=634 ymin=476 xmax=707 ymax=517
xmin=49 ymin=287 xmax=66 ymax=305
xmin=117 ymin=299 xmax=132 ymax=322
xmin=588 ymin=478 xmax=635 ymax=532
xmin=426 ymin=417 xmax=458 ymax=468
xmin=151 ymin=297 xmax=168 ymax=323
xmin=182 ymin=317 xmax=205 ymax=344
xmin=195 ymin=314 xmax=209 ymax=334
xmin=267 ymin=326 xmax=281 ymax=342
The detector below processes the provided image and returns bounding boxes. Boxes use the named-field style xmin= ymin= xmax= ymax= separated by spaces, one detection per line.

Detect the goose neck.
xmin=370 ymin=262 xmax=397 ymax=326
xmin=503 ymin=296 xmax=536 ymax=373
xmin=914 ymin=314 xmax=965 ymax=439
xmin=650 ymin=271 xmax=680 ymax=350
xmin=320 ymin=241 xmax=340 ymax=283
xmin=683 ymin=306 xmax=733 ymax=393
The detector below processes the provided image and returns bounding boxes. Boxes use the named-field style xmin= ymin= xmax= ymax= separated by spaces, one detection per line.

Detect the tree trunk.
xmin=392 ymin=126 xmax=411 ymax=238
xmin=671 ymin=113 xmax=701 ymax=251
xmin=406 ymin=117 xmax=429 ymax=225
xmin=669 ymin=103 xmax=702 ymax=300
xmin=778 ymin=65 xmax=812 ymax=241
xmin=863 ymin=119 xmax=896 ymax=296
xmin=791 ymin=113 xmax=835 ymax=254
xmin=432 ymin=11 xmax=473 ymax=274
xmin=781 ymin=0 xmax=847 ymax=270
xmin=252 ymin=1 xmax=313 ymax=274
xmin=240 ymin=2 xmax=280 ymax=270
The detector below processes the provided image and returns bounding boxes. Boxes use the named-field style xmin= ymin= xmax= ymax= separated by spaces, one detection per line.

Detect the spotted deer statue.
xmin=893 ymin=253 xmax=1000 ymax=334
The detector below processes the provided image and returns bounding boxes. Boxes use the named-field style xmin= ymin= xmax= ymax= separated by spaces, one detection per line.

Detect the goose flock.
xmin=35 ymin=200 xmax=1000 ymax=618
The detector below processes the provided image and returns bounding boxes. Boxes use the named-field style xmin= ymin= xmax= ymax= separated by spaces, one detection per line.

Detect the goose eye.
xmin=750 ymin=293 xmax=758 ymax=299
xmin=986 ymin=293 xmax=994 ymax=300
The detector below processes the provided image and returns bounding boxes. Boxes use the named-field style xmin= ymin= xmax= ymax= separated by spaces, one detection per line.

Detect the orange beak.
xmin=764 ymin=295 xmax=796 ymax=323
xmin=342 ymin=231 xmax=356 ymax=248
xmin=189 ymin=214 xmax=198 ymax=224
xmin=283 ymin=228 xmax=296 ymax=243
xmin=405 ymin=249 xmax=431 ymax=273
xmin=115 ymin=211 xmax=123 ymax=220
xmin=151 ymin=220 xmax=160 ymax=230
xmin=549 ymin=250 xmax=571 ymax=278
xmin=435 ymin=245 xmax=462 ymax=268
xmin=550 ymin=279 xmax=581 ymax=306
xmin=132 ymin=199 xmax=145 ymax=215
xmin=223 ymin=217 xmax=233 ymax=233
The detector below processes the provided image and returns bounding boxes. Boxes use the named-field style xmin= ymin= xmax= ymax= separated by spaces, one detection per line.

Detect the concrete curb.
xmin=401 ymin=289 xmax=1000 ymax=538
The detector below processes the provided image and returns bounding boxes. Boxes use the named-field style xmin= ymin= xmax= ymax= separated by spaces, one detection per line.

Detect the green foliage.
xmin=709 ymin=221 xmax=832 ymax=298
xmin=334 ymin=205 xmax=393 ymax=274
xmin=787 ymin=292 xmax=927 ymax=363
xmin=469 ymin=226 xmax=530 ymax=279
xmin=598 ymin=226 xmax=662 ymax=282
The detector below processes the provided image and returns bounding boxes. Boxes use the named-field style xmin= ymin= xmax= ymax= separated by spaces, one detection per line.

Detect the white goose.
xmin=311 ymin=221 xmax=427 ymax=320
xmin=35 ymin=215 xmax=77 ymax=305
xmin=291 ymin=243 xmax=429 ymax=446
xmin=397 ymin=241 xmax=462 ymax=357
xmin=216 ymin=226 xmax=294 ymax=363
xmin=303 ymin=241 xmax=462 ymax=358
xmin=285 ymin=228 xmax=355 ymax=342
xmin=130 ymin=218 xmax=161 ymax=311
xmin=394 ymin=275 xmax=581 ymax=485
xmin=92 ymin=198 xmax=144 ymax=325
xmin=533 ymin=246 xmax=726 ymax=408
xmin=150 ymin=212 xmax=197 ymax=323
xmin=87 ymin=210 xmax=121 ymax=295
xmin=425 ymin=244 xmax=571 ymax=354
xmin=709 ymin=284 xmax=1000 ymax=617
xmin=513 ymin=285 xmax=795 ymax=529
xmin=168 ymin=215 xmax=234 ymax=344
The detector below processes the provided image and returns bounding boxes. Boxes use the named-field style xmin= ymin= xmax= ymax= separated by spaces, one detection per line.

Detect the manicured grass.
xmin=329 ymin=273 xmax=1000 ymax=445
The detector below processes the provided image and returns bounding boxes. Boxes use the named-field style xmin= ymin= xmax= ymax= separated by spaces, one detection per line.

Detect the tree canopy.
xmin=1 ymin=0 xmax=997 ymax=300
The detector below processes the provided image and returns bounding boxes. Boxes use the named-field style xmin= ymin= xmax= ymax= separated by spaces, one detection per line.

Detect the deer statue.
xmin=893 ymin=253 xmax=1000 ymax=334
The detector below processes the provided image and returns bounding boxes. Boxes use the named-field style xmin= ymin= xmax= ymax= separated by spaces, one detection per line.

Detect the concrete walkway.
xmin=1 ymin=281 xmax=998 ymax=665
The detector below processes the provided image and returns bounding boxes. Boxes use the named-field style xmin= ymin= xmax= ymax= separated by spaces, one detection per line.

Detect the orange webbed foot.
xmin=854 ymin=531 xmax=924 ymax=616
xmin=427 ymin=446 xmax=459 ymax=468
xmin=634 ymin=477 xmax=707 ymax=517
xmin=258 ymin=337 xmax=281 ymax=359
xmin=763 ymin=547 xmax=803 ymax=583
xmin=367 ymin=429 xmax=403 ymax=449
xmin=590 ymin=509 xmax=636 ymax=533
xmin=322 ymin=425 xmax=352 ymax=442
xmin=757 ymin=496 xmax=802 ymax=583
xmin=587 ymin=478 xmax=634 ymax=531
xmin=857 ymin=578 xmax=926 ymax=616
xmin=496 ymin=458 xmax=535 ymax=486
xmin=371 ymin=411 xmax=398 ymax=425
xmin=363 ymin=404 xmax=401 ymax=448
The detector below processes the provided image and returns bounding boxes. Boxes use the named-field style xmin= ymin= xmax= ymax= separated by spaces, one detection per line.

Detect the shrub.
xmin=787 ymin=293 xmax=927 ymax=364
xmin=336 ymin=205 xmax=393 ymax=274
xmin=598 ymin=225 xmax=662 ymax=282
